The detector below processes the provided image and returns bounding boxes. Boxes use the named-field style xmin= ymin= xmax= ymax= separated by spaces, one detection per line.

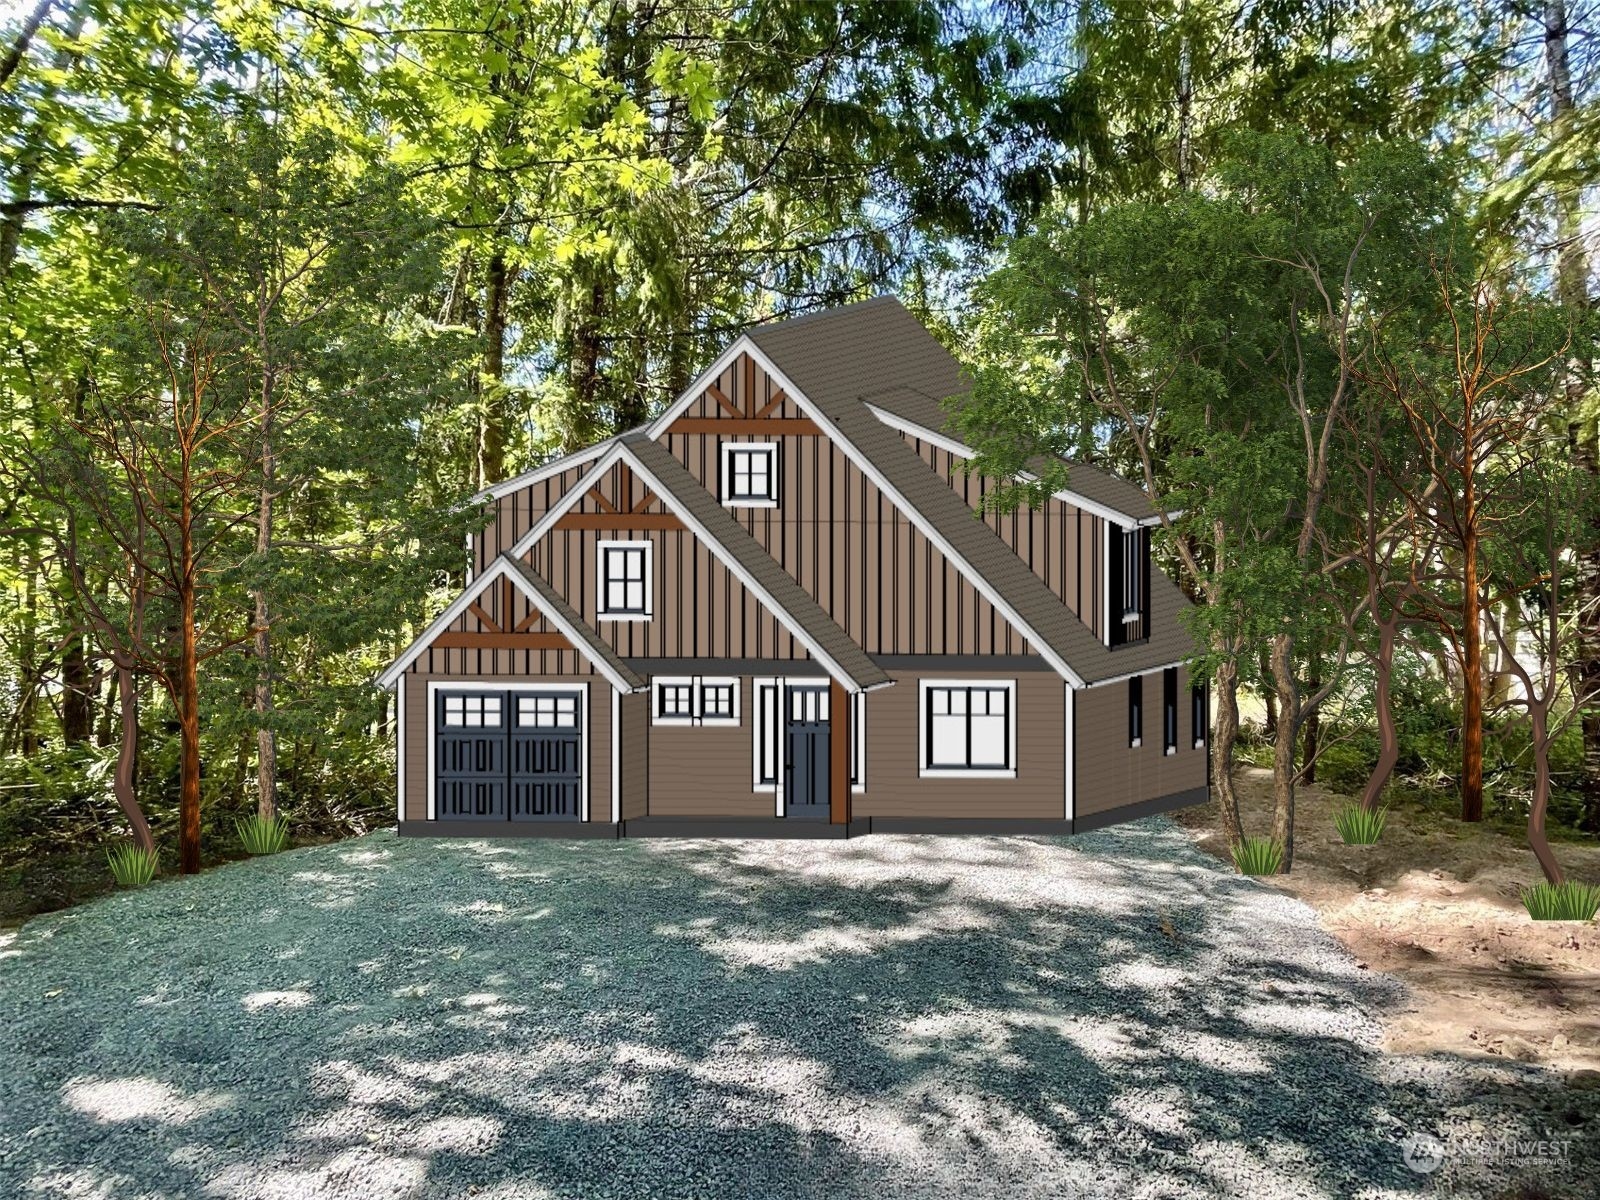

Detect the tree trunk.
xmin=1361 ymin=618 xmax=1401 ymax=812
xmin=1269 ymin=631 xmax=1297 ymax=871
xmin=112 ymin=656 xmax=155 ymax=855
xmin=254 ymin=378 xmax=277 ymax=824
xmin=479 ymin=248 xmax=511 ymax=483
xmin=178 ymin=483 xmax=202 ymax=874
xmin=1461 ymin=527 xmax=1484 ymax=822
xmin=1299 ymin=662 xmax=1321 ymax=785
xmin=61 ymin=629 xmax=92 ymax=744
xmin=1527 ymin=702 xmax=1564 ymax=885
xmin=1211 ymin=654 xmax=1243 ymax=845
xmin=1260 ymin=648 xmax=1278 ymax=740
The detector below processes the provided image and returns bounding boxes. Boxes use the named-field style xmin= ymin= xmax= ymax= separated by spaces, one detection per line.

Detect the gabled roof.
xmin=375 ymin=554 xmax=646 ymax=692
xmin=507 ymin=435 xmax=893 ymax=694
xmin=749 ymin=297 xmax=1162 ymax=525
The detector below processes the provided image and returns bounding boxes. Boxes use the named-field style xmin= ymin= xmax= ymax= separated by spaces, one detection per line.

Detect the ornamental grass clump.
xmin=1521 ymin=881 xmax=1600 ymax=922
xmin=237 ymin=813 xmax=290 ymax=855
xmin=1333 ymin=802 xmax=1388 ymax=845
xmin=1230 ymin=836 xmax=1283 ymax=876
xmin=106 ymin=843 xmax=158 ymax=887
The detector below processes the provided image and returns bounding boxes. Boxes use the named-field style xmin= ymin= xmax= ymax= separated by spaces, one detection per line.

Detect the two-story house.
xmin=377 ymin=297 xmax=1208 ymax=837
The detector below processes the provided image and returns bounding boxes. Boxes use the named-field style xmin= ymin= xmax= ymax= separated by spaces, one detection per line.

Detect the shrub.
xmin=237 ymin=813 xmax=290 ymax=855
xmin=106 ymin=843 xmax=158 ymax=887
xmin=1231 ymin=836 xmax=1284 ymax=876
xmin=1333 ymin=802 xmax=1388 ymax=845
xmin=1521 ymin=881 xmax=1600 ymax=922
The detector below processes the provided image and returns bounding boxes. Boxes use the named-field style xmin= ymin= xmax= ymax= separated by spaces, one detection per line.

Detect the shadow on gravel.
xmin=0 ymin=820 xmax=1589 ymax=1199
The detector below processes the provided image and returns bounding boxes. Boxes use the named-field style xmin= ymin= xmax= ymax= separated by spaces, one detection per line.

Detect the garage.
xmin=435 ymin=688 xmax=585 ymax=822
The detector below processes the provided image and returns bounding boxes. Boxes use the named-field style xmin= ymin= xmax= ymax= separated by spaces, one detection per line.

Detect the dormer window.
xmin=722 ymin=442 xmax=778 ymax=507
xmin=1109 ymin=524 xmax=1149 ymax=647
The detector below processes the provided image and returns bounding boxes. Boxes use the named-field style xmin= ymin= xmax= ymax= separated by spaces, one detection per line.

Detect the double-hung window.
xmin=598 ymin=540 xmax=651 ymax=620
xmin=721 ymin=442 xmax=778 ymax=507
xmin=920 ymin=681 xmax=1015 ymax=777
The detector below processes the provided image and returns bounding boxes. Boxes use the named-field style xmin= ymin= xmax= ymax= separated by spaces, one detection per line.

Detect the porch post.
xmin=829 ymin=679 xmax=851 ymax=825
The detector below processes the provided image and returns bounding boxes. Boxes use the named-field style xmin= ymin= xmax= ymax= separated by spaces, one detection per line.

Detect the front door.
xmin=435 ymin=689 xmax=583 ymax=821
xmin=784 ymin=685 xmax=830 ymax=819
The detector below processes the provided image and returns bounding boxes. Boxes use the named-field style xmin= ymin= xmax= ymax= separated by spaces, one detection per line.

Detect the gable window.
xmin=1192 ymin=682 xmax=1208 ymax=750
xmin=920 ymin=680 xmax=1015 ymax=778
xmin=1128 ymin=676 xmax=1143 ymax=747
xmin=1109 ymin=525 xmax=1149 ymax=647
xmin=1163 ymin=667 xmax=1178 ymax=755
xmin=1121 ymin=529 xmax=1144 ymax=622
xmin=721 ymin=442 xmax=779 ymax=507
xmin=653 ymin=676 xmax=740 ymax=727
xmin=598 ymin=540 xmax=652 ymax=620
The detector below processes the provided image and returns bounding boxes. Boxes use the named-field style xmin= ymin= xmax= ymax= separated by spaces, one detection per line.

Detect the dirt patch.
xmin=1175 ymin=767 xmax=1600 ymax=1075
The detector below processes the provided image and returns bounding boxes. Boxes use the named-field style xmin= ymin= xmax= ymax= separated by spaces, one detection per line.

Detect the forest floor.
xmin=1176 ymin=767 xmax=1600 ymax=1078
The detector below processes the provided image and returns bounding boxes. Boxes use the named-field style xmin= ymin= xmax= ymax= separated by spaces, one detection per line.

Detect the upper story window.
xmin=1110 ymin=524 xmax=1149 ymax=647
xmin=920 ymin=680 xmax=1016 ymax=778
xmin=721 ymin=442 xmax=779 ymax=507
xmin=598 ymin=540 xmax=652 ymax=621
xmin=1121 ymin=528 xmax=1144 ymax=622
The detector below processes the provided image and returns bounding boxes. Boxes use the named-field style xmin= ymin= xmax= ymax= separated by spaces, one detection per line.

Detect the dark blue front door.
xmin=784 ymin=686 xmax=830 ymax=820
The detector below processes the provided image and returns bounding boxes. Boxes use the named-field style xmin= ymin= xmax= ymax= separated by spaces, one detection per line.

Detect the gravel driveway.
xmin=0 ymin=819 xmax=1591 ymax=1199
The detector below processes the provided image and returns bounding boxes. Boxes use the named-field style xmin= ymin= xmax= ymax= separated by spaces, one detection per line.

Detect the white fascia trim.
xmin=471 ymin=440 xmax=612 ymax=504
xmin=751 ymin=377 xmax=1085 ymax=685
xmin=866 ymin=405 xmax=1178 ymax=530
xmin=646 ymin=335 xmax=765 ymax=437
xmin=507 ymin=440 xmax=873 ymax=694
xmin=1081 ymin=659 xmax=1189 ymax=689
xmin=375 ymin=555 xmax=641 ymax=695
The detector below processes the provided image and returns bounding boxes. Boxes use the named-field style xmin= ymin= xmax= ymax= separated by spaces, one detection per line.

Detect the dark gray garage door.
xmin=436 ymin=690 xmax=583 ymax=821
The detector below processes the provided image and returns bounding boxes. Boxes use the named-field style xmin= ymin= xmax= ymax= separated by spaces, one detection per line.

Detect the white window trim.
xmin=653 ymin=675 xmax=741 ymax=727
xmin=851 ymin=690 xmax=865 ymax=794
xmin=426 ymin=682 xmax=589 ymax=822
xmin=720 ymin=441 xmax=779 ymax=508
xmin=597 ymin=539 xmax=653 ymax=622
xmin=917 ymin=678 xmax=1017 ymax=780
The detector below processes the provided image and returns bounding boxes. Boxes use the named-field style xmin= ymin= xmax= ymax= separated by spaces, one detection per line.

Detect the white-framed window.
xmin=1191 ymin=681 xmax=1208 ymax=750
xmin=1121 ymin=527 xmax=1144 ymax=623
xmin=919 ymin=680 xmax=1016 ymax=778
xmin=1163 ymin=666 xmax=1178 ymax=755
xmin=518 ymin=693 xmax=579 ymax=729
xmin=442 ymin=693 xmax=502 ymax=728
xmin=598 ymin=540 xmax=652 ymax=620
xmin=1128 ymin=675 xmax=1143 ymax=747
xmin=653 ymin=676 xmax=740 ymax=727
xmin=721 ymin=442 xmax=779 ymax=507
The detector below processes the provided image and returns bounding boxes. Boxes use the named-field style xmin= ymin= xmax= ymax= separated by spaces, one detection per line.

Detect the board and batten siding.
xmin=525 ymin=460 xmax=810 ymax=662
xmin=663 ymin=353 xmax=1034 ymax=657
xmin=1074 ymin=665 xmax=1207 ymax=817
xmin=646 ymin=678 xmax=771 ymax=817
xmin=405 ymin=575 xmax=599 ymax=679
xmin=901 ymin=435 xmax=1107 ymax=641
xmin=853 ymin=668 xmax=1066 ymax=821
xmin=475 ymin=462 xmax=592 ymax=575
xmin=400 ymin=671 xmax=611 ymax=823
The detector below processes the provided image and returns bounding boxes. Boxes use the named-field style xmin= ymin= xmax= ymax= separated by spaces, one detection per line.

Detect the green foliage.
xmin=1520 ymin=881 xmax=1600 ymax=923
xmin=237 ymin=814 xmax=290 ymax=856
xmin=1332 ymin=803 xmax=1389 ymax=846
xmin=1231 ymin=837 xmax=1284 ymax=876
xmin=106 ymin=843 xmax=157 ymax=888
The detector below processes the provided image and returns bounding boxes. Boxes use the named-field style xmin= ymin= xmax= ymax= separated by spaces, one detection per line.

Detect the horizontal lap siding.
xmin=856 ymin=670 xmax=1065 ymax=820
xmin=401 ymin=672 xmax=611 ymax=823
xmin=619 ymin=691 xmax=649 ymax=820
xmin=646 ymin=678 xmax=769 ymax=817
xmin=1074 ymin=666 xmax=1207 ymax=816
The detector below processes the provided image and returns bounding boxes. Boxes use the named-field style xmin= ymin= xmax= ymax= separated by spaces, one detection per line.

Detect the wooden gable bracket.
xmin=667 ymin=362 xmax=821 ymax=435
xmin=555 ymin=472 xmax=686 ymax=531
xmin=432 ymin=579 xmax=576 ymax=651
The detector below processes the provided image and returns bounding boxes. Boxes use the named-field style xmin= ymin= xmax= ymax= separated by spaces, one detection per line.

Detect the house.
xmin=377 ymin=297 xmax=1208 ymax=837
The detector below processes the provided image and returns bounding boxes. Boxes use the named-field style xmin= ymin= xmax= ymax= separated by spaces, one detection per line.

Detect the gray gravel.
xmin=0 ymin=819 xmax=1592 ymax=1199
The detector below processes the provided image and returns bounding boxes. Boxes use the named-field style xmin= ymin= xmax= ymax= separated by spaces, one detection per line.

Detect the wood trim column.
xmin=829 ymin=679 xmax=851 ymax=824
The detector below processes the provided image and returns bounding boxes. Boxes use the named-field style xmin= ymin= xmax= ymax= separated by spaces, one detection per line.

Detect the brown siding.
xmin=1074 ymin=666 xmax=1207 ymax=817
xmin=619 ymin=691 xmax=649 ymax=820
xmin=476 ymin=462 xmax=592 ymax=575
xmin=400 ymin=672 xmax=611 ymax=823
xmin=646 ymin=678 xmax=770 ymax=816
xmin=855 ymin=669 xmax=1066 ymax=820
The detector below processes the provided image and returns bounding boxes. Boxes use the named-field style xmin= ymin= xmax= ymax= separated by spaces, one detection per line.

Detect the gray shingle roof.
xmin=748 ymin=298 xmax=1195 ymax=685
xmin=619 ymin=433 xmax=892 ymax=692
xmin=500 ymin=555 xmax=646 ymax=690
xmin=751 ymin=297 xmax=1159 ymax=522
